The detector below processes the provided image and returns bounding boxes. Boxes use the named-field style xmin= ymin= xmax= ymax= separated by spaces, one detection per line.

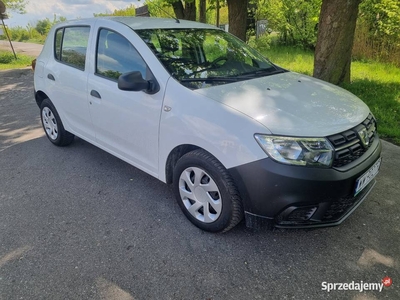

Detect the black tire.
xmin=40 ymin=98 xmax=74 ymax=146
xmin=173 ymin=149 xmax=243 ymax=233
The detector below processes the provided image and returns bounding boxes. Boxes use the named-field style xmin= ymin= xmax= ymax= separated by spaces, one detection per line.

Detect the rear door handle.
xmin=90 ymin=90 xmax=101 ymax=99
xmin=47 ymin=74 xmax=55 ymax=81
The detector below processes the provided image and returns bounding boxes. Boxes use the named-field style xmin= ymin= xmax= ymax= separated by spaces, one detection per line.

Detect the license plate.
xmin=354 ymin=158 xmax=381 ymax=196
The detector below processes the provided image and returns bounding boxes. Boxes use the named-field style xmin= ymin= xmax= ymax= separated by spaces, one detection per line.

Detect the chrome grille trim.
xmin=327 ymin=114 xmax=377 ymax=168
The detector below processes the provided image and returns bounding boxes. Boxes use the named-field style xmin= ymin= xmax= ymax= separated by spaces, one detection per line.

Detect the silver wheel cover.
xmin=179 ymin=167 xmax=222 ymax=223
xmin=42 ymin=107 xmax=58 ymax=140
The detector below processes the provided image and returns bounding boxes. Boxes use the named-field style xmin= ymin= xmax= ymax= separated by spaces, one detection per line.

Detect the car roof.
xmin=56 ymin=17 xmax=219 ymax=30
xmin=113 ymin=17 xmax=219 ymax=30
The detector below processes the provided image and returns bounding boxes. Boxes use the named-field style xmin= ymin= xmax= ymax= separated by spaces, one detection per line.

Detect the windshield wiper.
xmin=180 ymin=68 xmax=288 ymax=83
xmin=238 ymin=68 xmax=287 ymax=78
xmin=180 ymin=77 xmax=241 ymax=83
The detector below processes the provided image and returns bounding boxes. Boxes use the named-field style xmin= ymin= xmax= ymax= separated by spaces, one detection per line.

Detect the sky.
xmin=4 ymin=0 xmax=142 ymax=27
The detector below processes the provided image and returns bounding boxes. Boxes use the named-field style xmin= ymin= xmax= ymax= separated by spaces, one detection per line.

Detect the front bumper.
xmin=228 ymin=137 xmax=382 ymax=228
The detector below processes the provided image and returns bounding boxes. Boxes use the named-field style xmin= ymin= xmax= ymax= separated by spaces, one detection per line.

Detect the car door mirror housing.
xmin=118 ymin=71 xmax=158 ymax=94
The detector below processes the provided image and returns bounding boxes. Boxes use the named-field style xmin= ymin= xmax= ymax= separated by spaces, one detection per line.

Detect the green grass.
xmin=0 ymin=51 xmax=35 ymax=70
xmin=261 ymin=44 xmax=400 ymax=145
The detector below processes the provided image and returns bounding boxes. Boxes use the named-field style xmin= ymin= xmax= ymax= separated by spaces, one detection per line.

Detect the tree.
xmin=94 ymin=4 xmax=136 ymax=17
xmin=353 ymin=0 xmax=400 ymax=65
xmin=170 ymin=0 xmax=196 ymax=20
xmin=313 ymin=0 xmax=362 ymax=85
xmin=227 ymin=0 xmax=249 ymax=41
xmin=146 ymin=0 xmax=176 ymax=18
xmin=199 ymin=0 xmax=207 ymax=23
xmin=206 ymin=1 xmax=228 ymax=25
xmin=35 ymin=18 xmax=52 ymax=36
xmin=2 ymin=0 xmax=27 ymax=14
xmin=256 ymin=0 xmax=321 ymax=48
xmin=34 ymin=15 xmax=66 ymax=36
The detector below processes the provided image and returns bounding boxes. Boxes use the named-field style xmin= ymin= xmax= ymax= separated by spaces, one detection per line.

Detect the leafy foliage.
xmin=248 ymin=34 xmax=271 ymax=53
xmin=353 ymin=0 xmax=400 ymax=66
xmin=93 ymin=4 xmax=136 ymax=17
xmin=35 ymin=19 xmax=53 ymax=36
xmin=146 ymin=0 xmax=175 ymax=18
xmin=255 ymin=0 xmax=321 ymax=49
xmin=0 ymin=51 xmax=15 ymax=63
xmin=0 ymin=50 xmax=34 ymax=69
xmin=5 ymin=26 xmax=29 ymax=41
xmin=2 ymin=0 xmax=27 ymax=14
xmin=359 ymin=0 xmax=400 ymax=44
xmin=255 ymin=0 xmax=400 ymax=65
xmin=0 ymin=15 xmax=66 ymax=43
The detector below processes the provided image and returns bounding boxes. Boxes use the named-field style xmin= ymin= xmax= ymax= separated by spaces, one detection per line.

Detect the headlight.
xmin=254 ymin=134 xmax=334 ymax=167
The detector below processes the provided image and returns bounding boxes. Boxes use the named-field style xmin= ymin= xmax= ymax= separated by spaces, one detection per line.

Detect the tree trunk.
xmin=199 ymin=0 xmax=207 ymax=23
xmin=216 ymin=0 xmax=220 ymax=27
xmin=171 ymin=1 xmax=196 ymax=20
xmin=172 ymin=1 xmax=185 ymax=20
xmin=313 ymin=0 xmax=361 ymax=85
xmin=184 ymin=1 xmax=196 ymax=21
xmin=227 ymin=0 xmax=249 ymax=41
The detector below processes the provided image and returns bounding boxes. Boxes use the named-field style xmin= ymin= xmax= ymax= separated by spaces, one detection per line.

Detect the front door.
xmin=87 ymin=27 xmax=163 ymax=176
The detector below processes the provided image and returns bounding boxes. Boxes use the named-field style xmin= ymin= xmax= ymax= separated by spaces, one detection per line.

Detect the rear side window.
xmin=55 ymin=29 xmax=63 ymax=60
xmin=54 ymin=26 xmax=90 ymax=70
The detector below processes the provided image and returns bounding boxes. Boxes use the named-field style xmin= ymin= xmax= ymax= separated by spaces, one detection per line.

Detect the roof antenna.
xmin=145 ymin=0 xmax=180 ymax=23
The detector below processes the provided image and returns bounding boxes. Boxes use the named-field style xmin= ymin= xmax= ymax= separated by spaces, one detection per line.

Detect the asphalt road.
xmin=0 ymin=41 xmax=43 ymax=58
xmin=0 ymin=68 xmax=399 ymax=300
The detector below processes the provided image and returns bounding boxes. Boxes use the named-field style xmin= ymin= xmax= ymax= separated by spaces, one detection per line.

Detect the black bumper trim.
xmin=229 ymin=138 xmax=382 ymax=229
xmin=274 ymin=180 xmax=375 ymax=229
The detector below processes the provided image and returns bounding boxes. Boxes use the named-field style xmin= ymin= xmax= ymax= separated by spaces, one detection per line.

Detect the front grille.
xmin=322 ymin=181 xmax=373 ymax=222
xmin=328 ymin=114 xmax=377 ymax=168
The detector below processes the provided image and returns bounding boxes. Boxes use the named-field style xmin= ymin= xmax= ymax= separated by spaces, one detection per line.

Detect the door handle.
xmin=90 ymin=90 xmax=101 ymax=99
xmin=47 ymin=74 xmax=55 ymax=81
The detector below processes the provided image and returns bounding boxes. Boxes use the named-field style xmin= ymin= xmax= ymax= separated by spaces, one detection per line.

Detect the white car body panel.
xmin=158 ymin=78 xmax=269 ymax=182
xmin=195 ymin=72 xmax=370 ymax=137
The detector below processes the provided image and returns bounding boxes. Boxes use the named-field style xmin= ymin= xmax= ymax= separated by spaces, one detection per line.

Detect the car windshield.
xmin=135 ymin=28 xmax=283 ymax=89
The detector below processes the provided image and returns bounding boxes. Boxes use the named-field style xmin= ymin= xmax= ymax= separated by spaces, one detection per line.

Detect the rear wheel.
xmin=40 ymin=98 xmax=74 ymax=146
xmin=173 ymin=149 xmax=243 ymax=232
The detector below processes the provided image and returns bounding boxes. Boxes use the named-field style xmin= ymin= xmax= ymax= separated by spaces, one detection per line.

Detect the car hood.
xmin=194 ymin=72 xmax=370 ymax=136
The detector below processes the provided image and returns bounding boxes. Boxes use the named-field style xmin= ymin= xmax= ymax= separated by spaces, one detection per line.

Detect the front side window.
xmin=54 ymin=26 xmax=90 ymax=70
xmin=96 ymin=29 xmax=147 ymax=80
xmin=136 ymin=28 xmax=283 ymax=89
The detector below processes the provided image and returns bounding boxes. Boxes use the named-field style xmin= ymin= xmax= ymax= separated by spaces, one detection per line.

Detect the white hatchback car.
xmin=33 ymin=17 xmax=382 ymax=232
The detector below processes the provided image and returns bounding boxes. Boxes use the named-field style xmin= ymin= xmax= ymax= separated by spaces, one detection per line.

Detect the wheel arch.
xmin=165 ymin=144 xmax=203 ymax=184
xmin=35 ymin=90 xmax=49 ymax=108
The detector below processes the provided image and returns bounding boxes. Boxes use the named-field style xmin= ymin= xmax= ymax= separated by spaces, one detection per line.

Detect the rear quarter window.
xmin=54 ymin=26 xmax=90 ymax=70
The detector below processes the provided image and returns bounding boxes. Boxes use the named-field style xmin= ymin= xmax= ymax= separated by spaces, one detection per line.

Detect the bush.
xmin=0 ymin=51 xmax=35 ymax=70
xmin=0 ymin=52 xmax=15 ymax=64
xmin=255 ymin=0 xmax=321 ymax=49
xmin=248 ymin=34 xmax=272 ymax=53
xmin=353 ymin=0 xmax=400 ymax=67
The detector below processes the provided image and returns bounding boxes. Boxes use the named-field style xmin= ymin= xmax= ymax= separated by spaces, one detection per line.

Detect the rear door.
xmin=45 ymin=24 xmax=95 ymax=141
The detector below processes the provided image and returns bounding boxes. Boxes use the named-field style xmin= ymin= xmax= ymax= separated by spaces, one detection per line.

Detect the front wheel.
xmin=173 ymin=150 xmax=243 ymax=232
xmin=40 ymin=98 xmax=74 ymax=146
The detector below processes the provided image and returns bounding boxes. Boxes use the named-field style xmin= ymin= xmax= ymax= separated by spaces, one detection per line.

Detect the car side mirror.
xmin=118 ymin=71 xmax=158 ymax=94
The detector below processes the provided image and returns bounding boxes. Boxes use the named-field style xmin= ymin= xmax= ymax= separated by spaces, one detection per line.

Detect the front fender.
xmin=158 ymin=79 xmax=269 ymax=182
